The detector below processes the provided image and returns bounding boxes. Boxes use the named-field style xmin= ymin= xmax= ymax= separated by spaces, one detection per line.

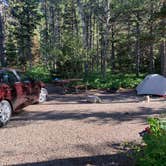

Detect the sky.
xmin=0 ymin=0 xmax=8 ymax=6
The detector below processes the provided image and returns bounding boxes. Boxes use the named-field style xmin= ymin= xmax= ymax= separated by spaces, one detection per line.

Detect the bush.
xmin=84 ymin=72 xmax=144 ymax=89
xmin=136 ymin=117 xmax=166 ymax=166
xmin=27 ymin=65 xmax=51 ymax=83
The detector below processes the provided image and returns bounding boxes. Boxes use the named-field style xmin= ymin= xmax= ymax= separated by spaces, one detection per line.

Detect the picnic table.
xmin=53 ymin=78 xmax=85 ymax=93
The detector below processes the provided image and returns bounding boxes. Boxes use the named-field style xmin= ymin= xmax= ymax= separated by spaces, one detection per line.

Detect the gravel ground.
xmin=0 ymin=85 xmax=166 ymax=166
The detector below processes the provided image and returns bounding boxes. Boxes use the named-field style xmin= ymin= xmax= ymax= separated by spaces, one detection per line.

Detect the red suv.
xmin=0 ymin=68 xmax=48 ymax=127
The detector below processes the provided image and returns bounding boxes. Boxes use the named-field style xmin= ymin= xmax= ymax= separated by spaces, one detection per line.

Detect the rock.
xmin=86 ymin=95 xmax=102 ymax=103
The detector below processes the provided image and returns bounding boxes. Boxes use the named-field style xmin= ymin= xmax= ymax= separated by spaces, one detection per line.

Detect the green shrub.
xmin=27 ymin=65 xmax=51 ymax=83
xmin=136 ymin=117 xmax=166 ymax=166
xmin=84 ymin=72 xmax=144 ymax=89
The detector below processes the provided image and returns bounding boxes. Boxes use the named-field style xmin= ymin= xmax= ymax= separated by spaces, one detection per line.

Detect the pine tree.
xmin=9 ymin=0 xmax=41 ymax=68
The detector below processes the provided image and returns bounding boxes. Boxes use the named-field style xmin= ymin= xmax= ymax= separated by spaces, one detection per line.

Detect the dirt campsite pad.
xmin=0 ymin=85 xmax=166 ymax=166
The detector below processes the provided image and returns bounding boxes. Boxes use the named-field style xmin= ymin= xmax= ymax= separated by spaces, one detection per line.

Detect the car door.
xmin=16 ymin=71 xmax=35 ymax=101
xmin=2 ymin=71 xmax=27 ymax=110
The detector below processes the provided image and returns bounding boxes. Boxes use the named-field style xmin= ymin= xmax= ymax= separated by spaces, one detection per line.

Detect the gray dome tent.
xmin=136 ymin=74 xmax=166 ymax=96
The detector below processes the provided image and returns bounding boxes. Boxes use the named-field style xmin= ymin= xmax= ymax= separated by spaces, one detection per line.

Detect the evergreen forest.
xmin=0 ymin=0 xmax=165 ymax=88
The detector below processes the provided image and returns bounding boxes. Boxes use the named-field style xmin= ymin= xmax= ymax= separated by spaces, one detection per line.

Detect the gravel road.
xmin=0 ymin=86 xmax=166 ymax=166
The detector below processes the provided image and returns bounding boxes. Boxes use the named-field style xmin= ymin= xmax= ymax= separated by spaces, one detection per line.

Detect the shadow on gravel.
xmin=47 ymin=94 xmax=166 ymax=105
xmin=12 ymin=153 xmax=134 ymax=166
xmin=46 ymin=84 xmax=166 ymax=104
xmin=47 ymin=92 xmax=140 ymax=104
xmin=10 ymin=107 xmax=166 ymax=127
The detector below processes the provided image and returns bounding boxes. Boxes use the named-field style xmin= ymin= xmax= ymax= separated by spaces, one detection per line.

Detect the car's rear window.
xmin=0 ymin=70 xmax=18 ymax=84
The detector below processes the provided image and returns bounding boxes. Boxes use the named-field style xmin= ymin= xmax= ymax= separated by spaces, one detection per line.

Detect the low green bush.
xmin=27 ymin=65 xmax=52 ymax=83
xmin=136 ymin=117 xmax=166 ymax=166
xmin=84 ymin=72 xmax=144 ymax=89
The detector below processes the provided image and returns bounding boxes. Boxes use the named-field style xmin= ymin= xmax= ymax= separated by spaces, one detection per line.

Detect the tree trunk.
xmin=44 ymin=0 xmax=48 ymax=43
xmin=135 ymin=12 xmax=141 ymax=77
xmin=100 ymin=24 xmax=108 ymax=79
xmin=89 ymin=11 xmax=92 ymax=50
xmin=127 ymin=16 xmax=131 ymax=57
xmin=77 ymin=0 xmax=88 ymax=73
xmin=77 ymin=0 xmax=87 ymax=50
xmin=149 ymin=25 xmax=154 ymax=73
xmin=160 ymin=1 xmax=166 ymax=76
xmin=72 ymin=2 xmax=79 ymax=35
xmin=44 ymin=0 xmax=49 ymax=69
xmin=27 ymin=9 xmax=32 ymax=69
xmin=149 ymin=0 xmax=154 ymax=73
xmin=161 ymin=40 xmax=166 ymax=76
xmin=100 ymin=0 xmax=111 ymax=78
xmin=0 ymin=12 xmax=5 ymax=67
xmin=96 ymin=20 xmax=100 ymax=71
xmin=111 ymin=23 xmax=115 ymax=71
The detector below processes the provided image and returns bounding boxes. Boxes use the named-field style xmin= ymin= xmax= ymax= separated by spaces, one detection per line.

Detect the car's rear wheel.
xmin=39 ymin=88 xmax=48 ymax=103
xmin=0 ymin=100 xmax=12 ymax=127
